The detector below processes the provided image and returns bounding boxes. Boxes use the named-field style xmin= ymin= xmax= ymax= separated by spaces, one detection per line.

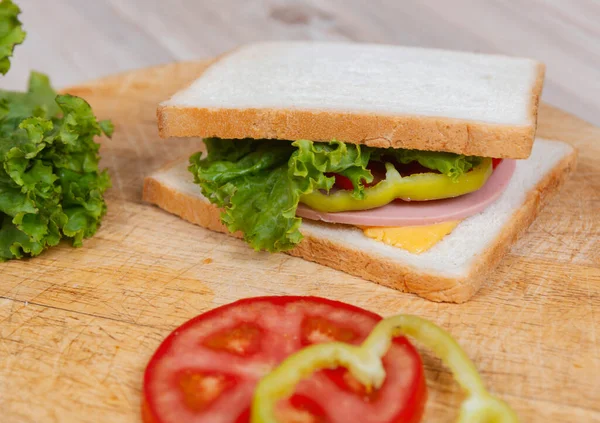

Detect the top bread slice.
xmin=158 ymin=42 xmax=545 ymax=159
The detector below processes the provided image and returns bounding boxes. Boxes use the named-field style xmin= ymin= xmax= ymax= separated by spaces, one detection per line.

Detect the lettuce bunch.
xmin=0 ymin=0 xmax=113 ymax=261
xmin=190 ymin=138 xmax=481 ymax=253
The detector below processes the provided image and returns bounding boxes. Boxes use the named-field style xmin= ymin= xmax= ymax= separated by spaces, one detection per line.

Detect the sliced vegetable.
xmin=300 ymin=158 xmax=493 ymax=213
xmin=143 ymin=296 xmax=426 ymax=423
xmin=252 ymin=315 xmax=518 ymax=423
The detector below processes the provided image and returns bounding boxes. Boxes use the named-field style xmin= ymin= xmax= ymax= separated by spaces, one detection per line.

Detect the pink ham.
xmin=296 ymin=159 xmax=516 ymax=227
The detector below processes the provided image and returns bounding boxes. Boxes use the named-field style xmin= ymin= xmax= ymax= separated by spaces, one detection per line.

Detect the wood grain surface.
xmin=0 ymin=61 xmax=598 ymax=423
xmin=1 ymin=0 xmax=600 ymax=126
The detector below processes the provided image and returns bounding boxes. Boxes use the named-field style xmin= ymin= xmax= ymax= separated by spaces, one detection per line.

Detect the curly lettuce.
xmin=190 ymin=139 xmax=372 ymax=252
xmin=0 ymin=74 xmax=113 ymax=261
xmin=0 ymin=0 xmax=25 ymax=75
xmin=190 ymin=138 xmax=482 ymax=252
xmin=0 ymin=2 xmax=113 ymax=261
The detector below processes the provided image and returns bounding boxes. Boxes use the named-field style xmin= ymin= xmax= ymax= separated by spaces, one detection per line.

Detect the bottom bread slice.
xmin=143 ymin=138 xmax=576 ymax=303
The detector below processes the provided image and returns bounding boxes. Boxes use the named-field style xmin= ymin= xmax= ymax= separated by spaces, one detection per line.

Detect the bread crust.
xmin=157 ymin=59 xmax=546 ymax=160
xmin=142 ymin=146 xmax=576 ymax=303
xmin=529 ymin=63 xmax=546 ymax=131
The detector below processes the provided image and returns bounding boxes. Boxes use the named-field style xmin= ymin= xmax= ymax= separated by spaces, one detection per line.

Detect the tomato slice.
xmin=492 ymin=158 xmax=503 ymax=169
xmin=143 ymin=296 xmax=426 ymax=423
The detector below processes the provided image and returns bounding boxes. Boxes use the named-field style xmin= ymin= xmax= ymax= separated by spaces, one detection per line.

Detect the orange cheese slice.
xmin=362 ymin=221 xmax=461 ymax=254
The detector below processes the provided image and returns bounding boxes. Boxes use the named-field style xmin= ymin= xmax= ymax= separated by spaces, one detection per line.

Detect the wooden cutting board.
xmin=0 ymin=61 xmax=598 ymax=423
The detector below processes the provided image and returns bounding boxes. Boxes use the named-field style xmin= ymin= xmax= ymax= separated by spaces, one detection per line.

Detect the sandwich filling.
xmin=189 ymin=138 xmax=512 ymax=253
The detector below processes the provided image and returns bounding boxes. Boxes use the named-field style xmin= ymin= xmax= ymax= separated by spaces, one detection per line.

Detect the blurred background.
xmin=2 ymin=0 xmax=599 ymax=125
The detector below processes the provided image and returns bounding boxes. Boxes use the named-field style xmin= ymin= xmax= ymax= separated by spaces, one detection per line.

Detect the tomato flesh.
xmin=330 ymin=173 xmax=355 ymax=191
xmin=300 ymin=315 xmax=357 ymax=345
xmin=178 ymin=371 xmax=235 ymax=411
xmin=143 ymin=296 xmax=427 ymax=423
xmin=203 ymin=322 xmax=263 ymax=356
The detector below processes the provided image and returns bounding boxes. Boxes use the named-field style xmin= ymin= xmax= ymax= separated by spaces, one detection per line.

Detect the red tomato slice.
xmin=143 ymin=296 xmax=426 ymax=423
xmin=492 ymin=158 xmax=503 ymax=169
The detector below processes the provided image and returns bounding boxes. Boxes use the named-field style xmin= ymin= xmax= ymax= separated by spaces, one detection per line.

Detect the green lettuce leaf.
xmin=0 ymin=0 xmax=25 ymax=75
xmin=0 ymin=72 xmax=60 ymax=120
xmin=190 ymin=138 xmax=373 ymax=252
xmin=290 ymin=139 xmax=373 ymax=200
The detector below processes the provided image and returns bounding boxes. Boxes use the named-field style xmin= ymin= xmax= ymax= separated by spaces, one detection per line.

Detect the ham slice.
xmin=296 ymin=159 xmax=516 ymax=227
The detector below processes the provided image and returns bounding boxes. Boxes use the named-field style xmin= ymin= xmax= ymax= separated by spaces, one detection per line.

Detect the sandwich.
xmin=143 ymin=42 xmax=576 ymax=303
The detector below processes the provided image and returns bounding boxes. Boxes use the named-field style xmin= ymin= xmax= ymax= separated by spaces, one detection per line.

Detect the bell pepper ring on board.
xmin=251 ymin=315 xmax=518 ymax=423
xmin=299 ymin=158 xmax=493 ymax=213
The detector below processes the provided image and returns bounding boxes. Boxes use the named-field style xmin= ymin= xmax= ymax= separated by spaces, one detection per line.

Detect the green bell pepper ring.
xmin=300 ymin=158 xmax=493 ymax=213
xmin=251 ymin=315 xmax=518 ymax=423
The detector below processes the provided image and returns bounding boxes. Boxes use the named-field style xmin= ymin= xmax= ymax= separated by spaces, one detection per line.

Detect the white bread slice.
xmin=143 ymin=138 xmax=576 ymax=303
xmin=158 ymin=42 xmax=545 ymax=159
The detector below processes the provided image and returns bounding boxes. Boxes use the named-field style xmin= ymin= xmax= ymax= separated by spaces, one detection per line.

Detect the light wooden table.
xmin=1 ymin=0 xmax=599 ymax=125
